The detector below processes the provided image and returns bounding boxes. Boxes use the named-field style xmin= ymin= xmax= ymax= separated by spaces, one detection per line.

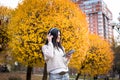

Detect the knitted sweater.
xmin=42 ymin=42 xmax=69 ymax=73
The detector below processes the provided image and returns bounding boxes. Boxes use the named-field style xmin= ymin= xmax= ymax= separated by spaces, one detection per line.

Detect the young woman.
xmin=42 ymin=28 xmax=72 ymax=80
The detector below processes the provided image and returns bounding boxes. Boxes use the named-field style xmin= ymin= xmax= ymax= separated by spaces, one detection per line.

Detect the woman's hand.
xmin=66 ymin=54 xmax=72 ymax=59
xmin=47 ymin=33 xmax=53 ymax=42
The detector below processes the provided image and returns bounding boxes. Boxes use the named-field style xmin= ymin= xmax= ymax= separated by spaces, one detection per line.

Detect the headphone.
xmin=49 ymin=28 xmax=55 ymax=33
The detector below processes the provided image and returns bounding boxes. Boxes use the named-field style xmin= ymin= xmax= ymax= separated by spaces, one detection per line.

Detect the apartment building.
xmin=73 ymin=0 xmax=113 ymax=42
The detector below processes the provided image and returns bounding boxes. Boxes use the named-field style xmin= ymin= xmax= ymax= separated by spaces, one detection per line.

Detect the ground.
xmin=0 ymin=72 xmax=42 ymax=80
xmin=0 ymin=72 xmax=119 ymax=80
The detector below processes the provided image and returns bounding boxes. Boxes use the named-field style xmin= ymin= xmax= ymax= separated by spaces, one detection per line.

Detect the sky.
xmin=104 ymin=0 xmax=120 ymax=23
xmin=0 ymin=0 xmax=20 ymax=9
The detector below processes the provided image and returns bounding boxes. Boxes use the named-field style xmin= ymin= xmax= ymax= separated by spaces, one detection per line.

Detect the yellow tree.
xmin=0 ymin=6 xmax=12 ymax=64
xmin=7 ymin=0 xmax=89 ymax=80
xmin=80 ymin=34 xmax=114 ymax=79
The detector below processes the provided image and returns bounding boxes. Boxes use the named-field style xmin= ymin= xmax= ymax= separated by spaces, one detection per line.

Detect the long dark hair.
xmin=46 ymin=28 xmax=63 ymax=51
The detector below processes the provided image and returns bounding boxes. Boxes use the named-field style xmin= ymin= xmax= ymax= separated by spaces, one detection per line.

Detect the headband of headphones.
xmin=49 ymin=28 xmax=55 ymax=33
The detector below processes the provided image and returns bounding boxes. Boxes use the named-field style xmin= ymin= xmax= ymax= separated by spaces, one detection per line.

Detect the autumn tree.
xmin=7 ymin=0 xmax=89 ymax=80
xmin=0 ymin=6 xmax=12 ymax=64
xmin=78 ymin=34 xmax=114 ymax=79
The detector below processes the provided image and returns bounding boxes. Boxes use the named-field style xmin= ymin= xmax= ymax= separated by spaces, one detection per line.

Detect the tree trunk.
xmin=119 ymin=73 xmax=120 ymax=79
xmin=42 ymin=63 xmax=48 ymax=80
xmin=26 ymin=66 xmax=33 ymax=80
xmin=83 ymin=75 xmax=86 ymax=80
xmin=94 ymin=75 xmax=98 ymax=80
xmin=75 ymin=73 xmax=80 ymax=80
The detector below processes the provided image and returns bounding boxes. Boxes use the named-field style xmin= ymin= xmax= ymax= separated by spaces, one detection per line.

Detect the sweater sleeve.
xmin=42 ymin=42 xmax=54 ymax=60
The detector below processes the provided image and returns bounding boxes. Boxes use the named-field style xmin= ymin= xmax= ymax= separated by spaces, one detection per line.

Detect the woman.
xmin=42 ymin=28 xmax=72 ymax=80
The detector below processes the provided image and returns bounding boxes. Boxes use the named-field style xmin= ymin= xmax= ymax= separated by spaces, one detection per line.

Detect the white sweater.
xmin=42 ymin=42 xmax=69 ymax=73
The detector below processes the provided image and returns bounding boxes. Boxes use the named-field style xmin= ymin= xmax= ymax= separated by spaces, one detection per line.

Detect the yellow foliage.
xmin=80 ymin=34 xmax=114 ymax=76
xmin=0 ymin=6 xmax=12 ymax=63
xmin=0 ymin=6 xmax=12 ymax=16
xmin=8 ymin=0 xmax=89 ymax=68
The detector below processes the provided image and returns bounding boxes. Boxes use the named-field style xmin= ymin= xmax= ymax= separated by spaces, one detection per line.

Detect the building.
xmin=73 ymin=0 xmax=113 ymax=42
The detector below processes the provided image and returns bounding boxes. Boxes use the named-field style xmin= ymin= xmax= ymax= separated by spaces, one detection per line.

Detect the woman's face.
xmin=56 ymin=32 xmax=60 ymax=42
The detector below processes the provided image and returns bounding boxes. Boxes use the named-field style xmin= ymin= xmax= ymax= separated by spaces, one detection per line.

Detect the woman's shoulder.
xmin=42 ymin=44 xmax=47 ymax=46
xmin=42 ymin=44 xmax=47 ymax=49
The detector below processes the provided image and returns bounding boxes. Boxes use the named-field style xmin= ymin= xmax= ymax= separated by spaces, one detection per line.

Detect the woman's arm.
xmin=42 ymin=33 xmax=54 ymax=60
xmin=42 ymin=42 xmax=54 ymax=59
xmin=62 ymin=47 xmax=72 ymax=65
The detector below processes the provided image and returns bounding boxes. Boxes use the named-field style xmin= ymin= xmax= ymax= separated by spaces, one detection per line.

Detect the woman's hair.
xmin=46 ymin=28 xmax=63 ymax=51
